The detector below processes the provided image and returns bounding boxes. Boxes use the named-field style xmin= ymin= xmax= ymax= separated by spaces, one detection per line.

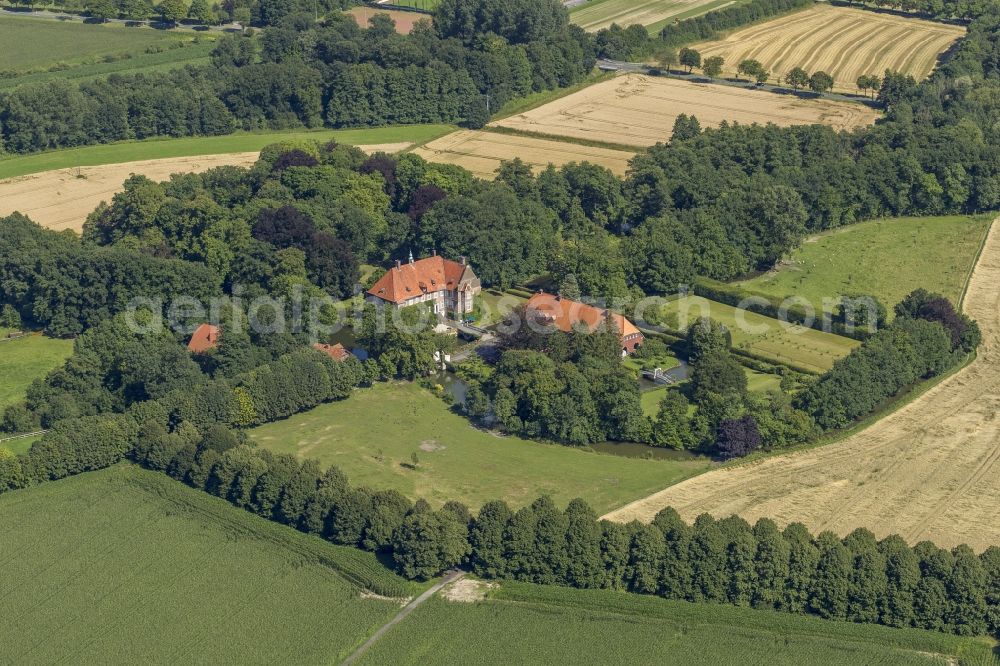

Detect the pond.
xmin=327 ymin=326 xmax=369 ymax=360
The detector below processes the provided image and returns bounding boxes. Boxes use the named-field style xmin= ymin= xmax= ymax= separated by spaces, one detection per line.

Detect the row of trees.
xmin=837 ymin=0 xmax=991 ymax=21
xmin=798 ymin=290 xmax=980 ymax=429
xmin=3 ymin=395 xmax=999 ymax=639
xmin=0 ymin=0 xmax=593 ymax=154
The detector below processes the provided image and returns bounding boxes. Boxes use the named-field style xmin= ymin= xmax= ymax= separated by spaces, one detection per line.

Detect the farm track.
xmin=604 ymin=218 xmax=1000 ymax=551
xmin=695 ymin=5 xmax=964 ymax=93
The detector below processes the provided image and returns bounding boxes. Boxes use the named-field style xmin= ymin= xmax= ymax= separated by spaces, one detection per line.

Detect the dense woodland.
xmin=0 ymin=0 xmax=593 ymax=153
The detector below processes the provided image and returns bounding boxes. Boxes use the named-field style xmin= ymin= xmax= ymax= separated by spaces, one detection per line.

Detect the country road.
xmin=341 ymin=570 xmax=465 ymax=666
xmin=604 ymin=218 xmax=1000 ymax=551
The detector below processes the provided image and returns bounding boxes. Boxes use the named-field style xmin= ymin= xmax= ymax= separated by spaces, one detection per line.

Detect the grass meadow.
xmin=737 ymin=214 xmax=993 ymax=315
xmin=0 ymin=125 xmax=456 ymax=180
xmin=0 ymin=331 xmax=73 ymax=410
xmin=357 ymin=581 xmax=998 ymax=665
xmin=0 ymin=14 xmax=196 ymax=72
xmin=249 ymin=381 xmax=711 ymax=512
xmin=0 ymin=40 xmax=216 ymax=90
xmin=657 ymin=296 xmax=859 ymax=373
xmin=0 ymin=465 xmax=412 ymax=663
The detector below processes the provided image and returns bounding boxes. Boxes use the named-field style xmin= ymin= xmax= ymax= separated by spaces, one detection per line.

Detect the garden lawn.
xmin=0 ymin=332 xmax=73 ymax=409
xmin=357 ymin=581 xmax=998 ymax=665
xmin=658 ymin=296 xmax=858 ymax=373
xmin=0 ymin=125 xmax=456 ymax=180
xmin=249 ymin=381 xmax=711 ymax=512
xmin=0 ymin=14 xmax=193 ymax=72
xmin=0 ymin=465 xmax=409 ymax=664
xmin=736 ymin=215 xmax=992 ymax=315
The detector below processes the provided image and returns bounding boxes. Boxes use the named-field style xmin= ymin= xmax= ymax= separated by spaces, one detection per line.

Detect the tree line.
xmin=2 ymin=382 xmax=999 ymax=638
xmin=0 ymin=0 xmax=593 ymax=154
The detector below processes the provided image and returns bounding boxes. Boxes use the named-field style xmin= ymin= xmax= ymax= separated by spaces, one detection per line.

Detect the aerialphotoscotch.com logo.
xmin=122 ymin=282 xmax=883 ymax=342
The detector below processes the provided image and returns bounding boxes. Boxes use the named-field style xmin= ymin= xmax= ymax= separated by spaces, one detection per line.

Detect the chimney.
xmin=395 ymin=259 xmax=401 ymax=270
xmin=432 ymin=248 xmax=437 ymax=256
xmin=460 ymin=256 xmax=467 ymax=266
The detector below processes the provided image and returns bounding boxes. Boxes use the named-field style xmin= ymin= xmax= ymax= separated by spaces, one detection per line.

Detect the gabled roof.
xmin=525 ymin=293 xmax=642 ymax=339
xmin=187 ymin=323 xmax=220 ymax=353
xmin=313 ymin=342 xmax=353 ymax=362
xmin=367 ymin=256 xmax=474 ymax=304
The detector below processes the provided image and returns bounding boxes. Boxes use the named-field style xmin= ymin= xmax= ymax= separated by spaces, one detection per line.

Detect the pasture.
xmin=357 ymin=581 xmax=997 ymax=665
xmin=0 ymin=332 xmax=73 ymax=410
xmin=657 ymin=295 xmax=859 ymax=373
xmin=491 ymin=74 xmax=879 ymax=148
xmin=693 ymin=5 xmax=965 ymax=93
xmin=571 ymin=0 xmax=739 ymax=33
xmin=249 ymin=381 xmax=711 ymax=512
xmin=604 ymin=221 xmax=1000 ymax=551
xmin=0 ymin=13 xmax=196 ymax=72
xmin=412 ymin=129 xmax=636 ymax=178
xmin=0 ymin=465 xmax=410 ymax=663
xmin=737 ymin=214 xmax=993 ymax=316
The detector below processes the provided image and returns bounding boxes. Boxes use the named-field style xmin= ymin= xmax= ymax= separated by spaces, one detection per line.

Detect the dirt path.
xmin=603 ymin=218 xmax=1000 ymax=551
xmin=341 ymin=570 xmax=465 ymax=666
xmin=0 ymin=144 xmax=411 ymax=233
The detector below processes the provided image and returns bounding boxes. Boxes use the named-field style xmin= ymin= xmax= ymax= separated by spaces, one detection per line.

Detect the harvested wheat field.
xmin=411 ymin=130 xmax=636 ymax=178
xmin=603 ymin=219 xmax=1000 ymax=551
xmin=571 ymin=0 xmax=734 ymax=32
xmin=0 ymin=144 xmax=411 ymax=233
xmin=492 ymin=74 xmax=878 ymax=147
xmin=694 ymin=5 xmax=964 ymax=93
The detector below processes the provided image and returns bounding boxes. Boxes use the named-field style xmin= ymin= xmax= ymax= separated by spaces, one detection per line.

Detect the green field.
xmin=0 ymin=465 xmax=413 ymax=663
xmin=0 ymin=14 xmax=196 ymax=72
xmin=250 ymin=381 xmax=711 ymax=512
xmin=658 ymin=296 xmax=859 ymax=373
xmin=0 ymin=124 xmax=456 ymax=180
xmin=0 ymin=332 xmax=73 ymax=409
xmin=383 ymin=0 xmax=440 ymax=10
xmin=640 ymin=368 xmax=781 ymax=416
xmin=359 ymin=581 xmax=999 ymax=665
xmin=737 ymin=215 xmax=993 ymax=315
xmin=0 ymin=40 xmax=216 ymax=90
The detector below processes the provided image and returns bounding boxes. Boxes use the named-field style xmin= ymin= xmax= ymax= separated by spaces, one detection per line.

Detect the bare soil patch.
xmin=491 ymin=74 xmax=879 ymax=147
xmin=693 ymin=5 xmax=964 ymax=94
xmin=411 ymin=130 xmax=635 ymax=178
xmin=345 ymin=7 xmax=428 ymax=34
xmin=0 ymin=144 xmax=411 ymax=233
xmin=441 ymin=578 xmax=496 ymax=603
xmin=604 ymin=219 xmax=1000 ymax=551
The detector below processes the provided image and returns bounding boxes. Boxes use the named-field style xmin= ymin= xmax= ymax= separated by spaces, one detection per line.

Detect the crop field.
xmin=693 ymin=5 xmax=965 ymax=93
xmin=604 ymin=221 xmax=1000 ymax=552
xmin=358 ymin=581 xmax=997 ymax=665
xmin=0 ymin=124 xmax=454 ymax=180
xmin=657 ymin=295 xmax=859 ymax=373
xmin=0 ymin=332 xmax=73 ymax=410
xmin=491 ymin=74 xmax=880 ymax=148
xmin=737 ymin=214 xmax=992 ymax=317
xmin=249 ymin=381 xmax=711 ymax=512
xmin=0 ymin=465 xmax=410 ymax=663
xmin=411 ymin=130 xmax=636 ymax=178
xmin=571 ymin=0 xmax=739 ymax=33
xmin=0 ymin=14 xmax=196 ymax=72
xmin=0 ymin=126 xmax=452 ymax=232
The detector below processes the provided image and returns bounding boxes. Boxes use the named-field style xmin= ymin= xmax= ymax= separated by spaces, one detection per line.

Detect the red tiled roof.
xmin=187 ymin=324 xmax=220 ymax=353
xmin=313 ymin=342 xmax=353 ymax=362
xmin=367 ymin=256 xmax=469 ymax=304
xmin=525 ymin=293 xmax=642 ymax=339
